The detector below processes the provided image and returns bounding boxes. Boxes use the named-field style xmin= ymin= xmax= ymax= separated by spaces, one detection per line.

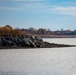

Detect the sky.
xmin=0 ymin=0 xmax=76 ymax=30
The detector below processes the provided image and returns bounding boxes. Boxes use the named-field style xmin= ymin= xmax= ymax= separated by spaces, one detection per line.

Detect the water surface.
xmin=0 ymin=38 xmax=76 ymax=75
xmin=43 ymin=38 xmax=76 ymax=45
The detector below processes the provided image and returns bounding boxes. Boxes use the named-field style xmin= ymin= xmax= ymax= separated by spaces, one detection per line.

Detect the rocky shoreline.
xmin=0 ymin=34 xmax=75 ymax=49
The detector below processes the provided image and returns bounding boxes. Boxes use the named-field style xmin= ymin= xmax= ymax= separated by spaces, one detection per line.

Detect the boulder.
xmin=12 ymin=37 xmax=20 ymax=45
xmin=30 ymin=36 xmax=35 ymax=42
xmin=19 ymin=34 xmax=30 ymax=38
xmin=29 ymin=40 xmax=37 ymax=48
xmin=20 ymin=38 xmax=31 ymax=47
xmin=1 ymin=37 xmax=16 ymax=46
xmin=0 ymin=35 xmax=75 ymax=49
xmin=35 ymin=36 xmax=43 ymax=42
xmin=0 ymin=38 xmax=2 ymax=46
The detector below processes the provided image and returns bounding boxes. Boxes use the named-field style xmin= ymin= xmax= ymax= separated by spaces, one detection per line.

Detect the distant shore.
xmin=38 ymin=35 xmax=76 ymax=38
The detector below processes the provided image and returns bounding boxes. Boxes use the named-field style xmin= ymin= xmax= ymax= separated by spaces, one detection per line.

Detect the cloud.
xmin=52 ymin=6 xmax=76 ymax=16
xmin=0 ymin=0 xmax=76 ymax=16
xmin=0 ymin=1 xmax=48 ymax=11
xmin=0 ymin=0 xmax=46 ymax=11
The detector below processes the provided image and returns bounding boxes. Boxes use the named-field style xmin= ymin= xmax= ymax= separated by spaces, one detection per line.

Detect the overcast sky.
xmin=0 ymin=0 xmax=76 ymax=30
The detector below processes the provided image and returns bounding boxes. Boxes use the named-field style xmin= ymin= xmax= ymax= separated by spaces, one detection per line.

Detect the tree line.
xmin=0 ymin=25 xmax=76 ymax=37
xmin=0 ymin=25 xmax=25 ymax=37
xmin=21 ymin=27 xmax=76 ymax=35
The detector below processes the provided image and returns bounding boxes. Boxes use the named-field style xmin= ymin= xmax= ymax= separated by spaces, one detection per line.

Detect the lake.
xmin=43 ymin=38 xmax=76 ymax=45
xmin=0 ymin=38 xmax=76 ymax=75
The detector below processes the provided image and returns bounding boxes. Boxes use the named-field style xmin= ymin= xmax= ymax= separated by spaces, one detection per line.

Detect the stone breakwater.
xmin=0 ymin=35 xmax=75 ymax=49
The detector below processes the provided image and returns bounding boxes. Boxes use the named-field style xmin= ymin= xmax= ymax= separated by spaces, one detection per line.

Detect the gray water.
xmin=0 ymin=38 xmax=76 ymax=75
xmin=43 ymin=38 xmax=76 ymax=45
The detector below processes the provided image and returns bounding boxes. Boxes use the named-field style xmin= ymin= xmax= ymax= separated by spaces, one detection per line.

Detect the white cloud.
xmin=0 ymin=2 xmax=47 ymax=11
xmin=52 ymin=6 xmax=76 ymax=16
xmin=0 ymin=2 xmax=42 ymax=11
xmin=0 ymin=0 xmax=76 ymax=16
xmin=23 ymin=3 xmax=47 ymax=10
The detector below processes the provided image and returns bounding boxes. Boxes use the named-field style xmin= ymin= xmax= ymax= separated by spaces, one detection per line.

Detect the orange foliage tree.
xmin=0 ymin=25 xmax=26 ymax=37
